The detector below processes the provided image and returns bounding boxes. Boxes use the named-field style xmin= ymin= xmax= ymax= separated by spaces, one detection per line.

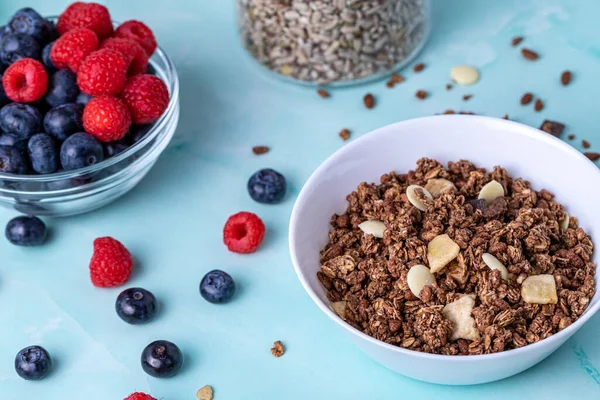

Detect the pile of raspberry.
xmin=0 ymin=2 xmax=170 ymax=175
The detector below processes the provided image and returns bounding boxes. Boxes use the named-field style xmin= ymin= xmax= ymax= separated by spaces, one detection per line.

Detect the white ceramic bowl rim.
xmin=289 ymin=115 xmax=600 ymax=362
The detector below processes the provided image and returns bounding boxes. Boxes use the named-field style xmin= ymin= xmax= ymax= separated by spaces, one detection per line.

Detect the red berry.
xmin=57 ymin=2 xmax=113 ymax=40
xmin=123 ymin=392 xmax=157 ymax=400
xmin=223 ymin=212 xmax=266 ymax=254
xmin=100 ymin=37 xmax=148 ymax=76
xmin=50 ymin=28 xmax=99 ymax=73
xmin=114 ymin=20 xmax=157 ymax=56
xmin=89 ymin=237 xmax=133 ymax=288
xmin=77 ymin=48 xmax=128 ymax=96
xmin=83 ymin=96 xmax=132 ymax=142
xmin=2 ymin=58 xmax=48 ymax=103
xmin=121 ymin=75 xmax=169 ymax=124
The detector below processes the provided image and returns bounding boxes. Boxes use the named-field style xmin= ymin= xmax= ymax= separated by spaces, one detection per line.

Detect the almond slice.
xmin=478 ymin=180 xmax=504 ymax=205
xmin=358 ymin=220 xmax=385 ymax=238
xmin=482 ymin=253 xmax=508 ymax=280
xmin=330 ymin=301 xmax=347 ymax=319
xmin=407 ymin=264 xmax=436 ymax=299
xmin=406 ymin=185 xmax=433 ymax=211
xmin=521 ymin=274 xmax=558 ymax=304
xmin=442 ymin=295 xmax=480 ymax=341
xmin=559 ymin=211 xmax=570 ymax=231
xmin=424 ymin=178 xmax=457 ymax=198
xmin=427 ymin=234 xmax=460 ymax=273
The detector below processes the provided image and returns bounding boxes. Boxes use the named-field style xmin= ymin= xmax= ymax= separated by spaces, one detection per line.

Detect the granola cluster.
xmin=317 ymin=158 xmax=596 ymax=355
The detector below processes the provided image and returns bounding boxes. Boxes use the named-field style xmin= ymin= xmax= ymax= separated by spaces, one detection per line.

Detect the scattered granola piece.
xmin=511 ymin=36 xmax=524 ymax=47
xmin=559 ymin=211 xmax=570 ymax=231
xmin=502 ymin=114 xmax=509 ymax=120
xmin=521 ymin=48 xmax=539 ymax=60
xmin=330 ymin=301 xmax=347 ymax=319
xmin=427 ymin=234 xmax=460 ymax=273
xmin=463 ymin=94 xmax=473 ymax=101
xmin=446 ymin=83 xmax=453 ymax=90
xmin=358 ymin=220 xmax=385 ymax=238
xmin=443 ymin=109 xmax=456 ymax=114
xmin=363 ymin=93 xmax=375 ymax=109
xmin=443 ymin=295 xmax=480 ymax=341
xmin=520 ymin=92 xmax=533 ymax=105
xmin=386 ymin=80 xmax=395 ymax=88
xmin=415 ymin=90 xmax=428 ymax=100
xmin=478 ymin=180 xmax=504 ymax=205
xmin=317 ymin=89 xmax=330 ymax=98
xmin=585 ymin=152 xmax=600 ymax=161
xmin=482 ymin=253 xmax=508 ymax=280
xmin=197 ymin=385 xmax=214 ymax=400
xmin=521 ymin=275 xmax=558 ymax=304
xmin=582 ymin=140 xmax=591 ymax=149
xmin=406 ymin=184 xmax=433 ymax=211
xmin=271 ymin=341 xmax=285 ymax=357
xmin=413 ymin=62 xmax=425 ymax=73
xmin=252 ymin=146 xmax=270 ymax=155
xmin=424 ymin=178 xmax=456 ymax=198
xmin=407 ymin=264 xmax=436 ymax=298
xmin=534 ymin=98 xmax=544 ymax=112
xmin=339 ymin=128 xmax=351 ymax=141
xmin=390 ymin=73 xmax=404 ymax=83
xmin=561 ymin=70 xmax=572 ymax=86
xmin=450 ymin=65 xmax=479 ymax=85
xmin=568 ymin=134 xmax=575 ymax=140
xmin=539 ymin=120 xmax=565 ymax=137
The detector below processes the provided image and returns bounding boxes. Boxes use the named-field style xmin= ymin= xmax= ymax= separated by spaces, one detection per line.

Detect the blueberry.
xmin=147 ymin=63 xmax=157 ymax=75
xmin=0 ymin=133 xmax=27 ymax=152
xmin=60 ymin=132 xmax=104 ymax=171
xmin=130 ymin=124 xmax=152 ymax=143
xmin=116 ymin=288 xmax=158 ymax=325
xmin=42 ymin=20 xmax=59 ymax=44
xmin=0 ymin=145 xmax=28 ymax=174
xmin=14 ymin=345 xmax=52 ymax=380
xmin=141 ymin=340 xmax=183 ymax=378
xmin=0 ymin=32 xmax=40 ymax=65
xmin=0 ymin=103 xmax=42 ymax=140
xmin=7 ymin=8 xmax=47 ymax=44
xmin=41 ymin=41 xmax=57 ymax=73
xmin=45 ymin=70 xmax=80 ymax=108
xmin=247 ymin=168 xmax=287 ymax=204
xmin=0 ymin=74 xmax=10 ymax=107
xmin=75 ymin=92 xmax=92 ymax=106
xmin=200 ymin=270 xmax=236 ymax=304
xmin=104 ymin=138 xmax=130 ymax=158
xmin=44 ymin=103 xmax=83 ymax=141
xmin=28 ymin=133 xmax=59 ymax=174
xmin=5 ymin=215 xmax=46 ymax=246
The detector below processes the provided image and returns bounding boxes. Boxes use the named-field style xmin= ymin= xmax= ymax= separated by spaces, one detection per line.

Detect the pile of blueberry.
xmin=0 ymin=3 xmax=169 ymax=176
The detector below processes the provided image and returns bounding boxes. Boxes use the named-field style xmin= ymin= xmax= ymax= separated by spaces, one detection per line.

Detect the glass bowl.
xmin=0 ymin=33 xmax=180 ymax=217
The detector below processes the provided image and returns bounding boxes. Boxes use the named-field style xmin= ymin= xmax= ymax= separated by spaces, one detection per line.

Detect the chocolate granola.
xmin=317 ymin=158 xmax=595 ymax=355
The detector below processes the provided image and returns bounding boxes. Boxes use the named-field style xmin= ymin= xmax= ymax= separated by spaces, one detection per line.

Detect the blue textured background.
xmin=0 ymin=0 xmax=599 ymax=399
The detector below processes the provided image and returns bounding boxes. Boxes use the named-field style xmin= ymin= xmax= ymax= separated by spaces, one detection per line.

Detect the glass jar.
xmin=238 ymin=0 xmax=430 ymax=86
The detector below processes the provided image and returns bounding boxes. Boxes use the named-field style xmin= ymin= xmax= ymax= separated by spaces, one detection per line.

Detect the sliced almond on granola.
xmin=330 ymin=301 xmax=347 ymax=319
xmin=424 ymin=178 xmax=457 ymax=198
xmin=482 ymin=252 xmax=508 ymax=280
xmin=427 ymin=234 xmax=460 ymax=273
xmin=442 ymin=295 xmax=480 ymax=341
xmin=358 ymin=220 xmax=385 ymax=238
xmin=478 ymin=180 xmax=504 ymax=205
xmin=407 ymin=264 xmax=436 ymax=299
xmin=406 ymin=184 xmax=433 ymax=211
xmin=521 ymin=274 xmax=558 ymax=304
xmin=559 ymin=211 xmax=570 ymax=231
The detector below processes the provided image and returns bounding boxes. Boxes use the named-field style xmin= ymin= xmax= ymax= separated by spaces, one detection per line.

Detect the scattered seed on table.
xmin=364 ymin=93 xmax=375 ymax=109
xmin=521 ymin=48 xmax=539 ymax=60
xmin=561 ymin=71 xmax=572 ymax=86
xmin=446 ymin=83 xmax=453 ymax=90
xmin=512 ymin=36 xmax=524 ymax=47
xmin=450 ymin=65 xmax=480 ymax=85
xmin=568 ymin=134 xmax=575 ymax=140
xmin=459 ymin=111 xmax=475 ymax=115
xmin=585 ymin=152 xmax=600 ymax=161
xmin=415 ymin=90 xmax=428 ymax=100
xmin=252 ymin=146 xmax=270 ymax=155
xmin=463 ymin=94 xmax=473 ymax=101
xmin=386 ymin=80 xmax=395 ymax=88
xmin=521 ymin=92 xmax=533 ymax=105
xmin=539 ymin=120 xmax=565 ymax=137
xmin=582 ymin=140 xmax=591 ymax=149
xmin=443 ymin=109 xmax=456 ymax=114
xmin=413 ymin=63 xmax=425 ymax=72
xmin=317 ymin=89 xmax=330 ymax=98
xmin=391 ymin=73 xmax=404 ymax=83
xmin=339 ymin=129 xmax=351 ymax=141
xmin=534 ymin=98 xmax=544 ymax=112
xmin=502 ymin=114 xmax=509 ymax=120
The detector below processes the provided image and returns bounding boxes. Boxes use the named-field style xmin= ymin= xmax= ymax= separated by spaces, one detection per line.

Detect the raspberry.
xmin=121 ymin=75 xmax=169 ymax=124
xmin=89 ymin=237 xmax=133 ymax=288
xmin=83 ymin=96 xmax=132 ymax=142
xmin=2 ymin=58 xmax=48 ymax=103
xmin=100 ymin=37 xmax=148 ymax=76
xmin=114 ymin=20 xmax=157 ymax=56
xmin=77 ymin=48 xmax=127 ymax=96
xmin=223 ymin=212 xmax=265 ymax=254
xmin=123 ymin=393 xmax=157 ymax=400
xmin=57 ymin=2 xmax=113 ymax=40
xmin=50 ymin=28 xmax=98 ymax=72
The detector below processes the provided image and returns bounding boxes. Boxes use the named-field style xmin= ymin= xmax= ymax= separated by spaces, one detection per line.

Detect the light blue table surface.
xmin=1 ymin=0 xmax=599 ymax=399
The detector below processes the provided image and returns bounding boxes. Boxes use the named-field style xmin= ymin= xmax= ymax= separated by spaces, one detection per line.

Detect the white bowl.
xmin=289 ymin=115 xmax=600 ymax=385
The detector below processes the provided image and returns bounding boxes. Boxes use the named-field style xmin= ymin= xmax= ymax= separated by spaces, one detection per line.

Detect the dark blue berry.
xmin=44 ymin=103 xmax=83 ymax=141
xmin=247 ymin=168 xmax=287 ymax=204
xmin=0 ymin=32 xmax=40 ymax=65
xmin=0 ymin=26 xmax=8 ymax=44
xmin=0 ymin=145 xmax=27 ymax=174
xmin=130 ymin=124 xmax=152 ymax=143
xmin=104 ymin=138 xmax=130 ymax=158
xmin=146 ymin=63 xmax=157 ymax=75
xmin=28 ymin=133 xmax=59 ymax=174
xmin=0 ymin=74 xmax=10 ymax=107
xmin=116 ymin=288 xmax=158 ymax=325
xmin=60 ymin=132 xmax=104 ymax=171
xmin=0 ymin=133 xmax=27 ymax=152
xmin=141 ymin=340 xmax=183 ymax=378
xmin=15 ymin=345 xmax=52 ymax=380
xmin=0 ymin=103 xmax=42 ymax=140
xmin=42 ymin=20 xmax=59 ymax=44
xmin=7 ymin=8 xmax=46 ymax=44
xmin=41 ymin=41 xmax=57 ymax=73
xmin=75 ymin=92 xmax=92 ymax=106
xmin=44 ymin=70 xmax=79 ymax=108
xmin=5 ymin=216 xmax=46 ymax=246
xmin=200 ymin=270 xmax=236 ymax=304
